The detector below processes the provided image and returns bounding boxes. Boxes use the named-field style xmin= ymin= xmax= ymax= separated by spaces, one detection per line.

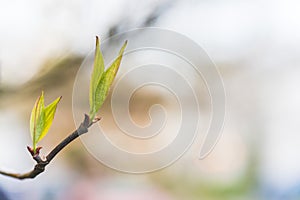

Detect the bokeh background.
xmin=1 ymin=0 xmax=300 ymax=199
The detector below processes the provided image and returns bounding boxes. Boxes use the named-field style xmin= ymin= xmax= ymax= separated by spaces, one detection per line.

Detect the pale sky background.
xmin=0 ymin=0 xmax=300 ymax=84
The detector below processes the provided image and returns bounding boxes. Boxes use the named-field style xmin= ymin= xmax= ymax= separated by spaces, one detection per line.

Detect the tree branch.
xmin=0 ymin=114 xmax=101 ymax=180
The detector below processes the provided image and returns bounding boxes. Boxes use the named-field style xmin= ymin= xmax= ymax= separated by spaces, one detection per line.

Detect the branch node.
xmin=93 ymin=116 xmax=102 ymax=124
xmin=27 ymin=146 xmax=34 ymax=156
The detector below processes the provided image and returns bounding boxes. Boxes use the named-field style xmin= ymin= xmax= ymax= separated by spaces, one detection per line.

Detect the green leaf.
xmin=29 ymin=92 xmax=61 ymax=153
xmin=30 ymin=91 xmax=45 ymax=152
xmin=37 ymin=96 xmax=61 ymax=143
xmin=89 ymin=36 xmax=104 ymax=119
xmin=89 ymin=40 xmax=127 ymax=120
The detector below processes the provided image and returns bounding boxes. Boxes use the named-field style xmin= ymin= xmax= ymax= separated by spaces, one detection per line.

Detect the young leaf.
xmin=37 ymin=96 xmax=61 ymax=143
xmin=30 ymin=91 xmax=45 ymax=152
xmin=89 ymin=40 xmax=127 ymax=120
xmin=30 ymin=92 xmax=61 ymax=153
xmin=89 ymin=36 xmax=104 ymax=119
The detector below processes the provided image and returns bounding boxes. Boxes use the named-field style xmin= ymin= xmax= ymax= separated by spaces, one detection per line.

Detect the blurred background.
xmin=1 ymin=0 xmax=300 ymax=199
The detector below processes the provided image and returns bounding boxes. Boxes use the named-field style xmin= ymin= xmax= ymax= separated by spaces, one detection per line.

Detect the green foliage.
xmin=30 ymin=91 xmax=61 ymax=153
xmin=28 ymin=36 xmax=126 ymax=153
xmin=89 ymin=36 xmax=127 ymax=120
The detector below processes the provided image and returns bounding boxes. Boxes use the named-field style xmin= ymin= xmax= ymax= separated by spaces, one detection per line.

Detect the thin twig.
xmin=0 ymin=114 xmax=101 ymax=180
